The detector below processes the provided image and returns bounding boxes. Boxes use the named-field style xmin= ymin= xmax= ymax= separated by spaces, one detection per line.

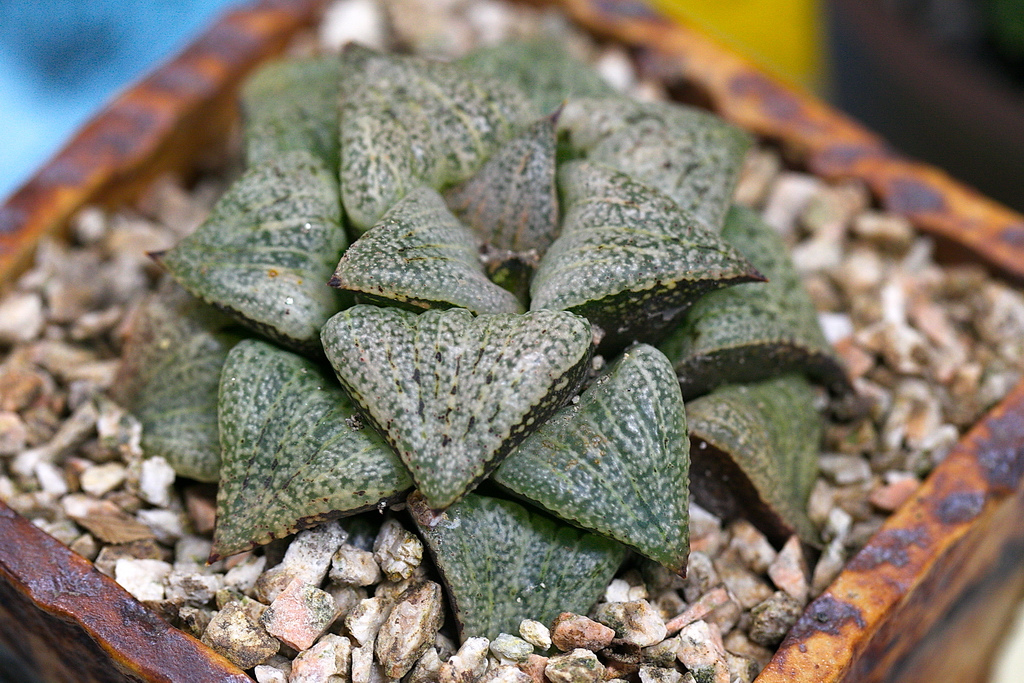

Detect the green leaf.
xmin=113 ymin=284 xmax=242 ymax=482
xmin=558 ymin=98 xmax=751 ymax=232
xmin=444 ymin=116 xmax=560 ymax=256
xmin=494 ymin=344 xmax=690 ymax=573
xmin=330 ymin=186 xmax=523 ymax=315
xmin=159 ymin=151 xmax=349 ymax=354
xmin=242 ymin=56 xmax=342 ymax=172
xmin=340 ymin=46 xmax=535 ymax=233
xmin=661 ymin=205 xmax=850 ymax=399
xmin=320 ymin=306 xmax=593 ymax=509
xmin=410 ymin=492 xmax=627 ymax=641
xmin=212 ymin=339 xmax=411 ymax=559
xmin=458 ymin=39 xmax=617 ymax=115
xmin=530 ymin=161 xmax=763 ymax=351
xmin=685 ymin=375 xmax=821 ymax=546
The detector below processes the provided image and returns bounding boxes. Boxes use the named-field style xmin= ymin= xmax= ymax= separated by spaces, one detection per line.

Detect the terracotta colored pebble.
xmin=551 ymin=612 xmax=616 ymax=652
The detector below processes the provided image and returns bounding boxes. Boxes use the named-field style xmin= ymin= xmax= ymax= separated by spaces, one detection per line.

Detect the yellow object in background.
xmin=649 ymin=0 xmax=825 ymax=92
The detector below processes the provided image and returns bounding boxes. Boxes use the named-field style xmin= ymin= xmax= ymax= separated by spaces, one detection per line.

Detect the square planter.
xmin=2 ymin=1 xmax=1023 ymax=682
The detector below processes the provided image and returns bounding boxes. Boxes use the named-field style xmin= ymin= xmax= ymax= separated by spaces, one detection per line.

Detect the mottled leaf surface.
xmin=686 ymin=375 xmax=821 ymax=545
xmin=445 ymin=117 xmax=559 ymax=255
xmin=458 ymin=39 xmax=617 ymax=115
xmin=330 ymin=186 xmax=522 ymax=315
xmin=410 ymin=492 xmax=626 ymax=641
xmin=213 ymin=339 xmax=411 ymax=558
xmin=160 ymin=151 xmax=348 ymax=354
xmin=340 ymin=46 xmax=535 ymax=232
xmin=321 ymin=306 xmax=593 ymax=509
xmin=531 ymin=161 xmax=763 ymax=350
xmin=662 ymin=206 xmax=849 ymax=399
xmin=242 ymin=56 xmax=342 ymax=171
xmin=558 ymin=98 xmax=751 ymax=232
xmin=114 ymin=284 xmax=241 ymax=482
xmin=494 ymin=344 xmax=690 ymax=572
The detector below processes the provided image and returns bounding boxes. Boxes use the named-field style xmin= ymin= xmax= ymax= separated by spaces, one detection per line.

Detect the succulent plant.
xmin=120 ymin=40 xmax=847 ymax=640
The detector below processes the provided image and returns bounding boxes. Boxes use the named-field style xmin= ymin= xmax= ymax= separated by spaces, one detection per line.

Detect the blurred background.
xmin=0 ymin=0 xmax=1022 ymax=677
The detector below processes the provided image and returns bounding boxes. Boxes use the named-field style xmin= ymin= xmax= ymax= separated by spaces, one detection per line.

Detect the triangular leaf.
xmin=320 ymin=306 xmax=593 ymax=509
xmin=558 ymin=98 xmax=751 ymax=232
xmin=159 ymin=151 xmax=349 ymax=354
xmin=410 ymin=492 xmax=627 ymax=641
xmin=114 ymin=283 xmax=242 ymax=482
xmin=686 ymin=375 xmax=821 ymax=546
xmin=213 ymin=339 xmax=411 ymax=559
xmin=340 ymin=46 xmax=535 ymax=232
xmin=330 ymin=186 xmax=523 ymax=315
xmin=494 ymin=344 xmax=690 ymax=573
xmin=661 ymin=205 xmax=851 ymax=399
xmin=530 ymin=161 xmax=763 ymax=351
xmin=242 ymin=56 xmax=342 ymax=172
xmin=458 ymin=38 xmax=617 ymax=116
xmin=445 ymin=116 xmax=560 ymax=256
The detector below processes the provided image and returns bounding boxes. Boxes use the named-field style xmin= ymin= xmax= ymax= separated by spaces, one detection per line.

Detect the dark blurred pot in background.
xmin=827 ymin=0 xmax=1024 ymax=213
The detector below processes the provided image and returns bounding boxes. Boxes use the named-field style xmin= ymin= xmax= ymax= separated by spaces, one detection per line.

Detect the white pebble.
xmin=80 ymin=462 xmax=127 ymax=497
xmin=373 ymin=518 xmax=423 ymax=581
xmin=0 ymin=292 xmax=44 ymax=345
xmin=818 ymin=312 xmax=854 ymax=345
xmin=34 ymin=461 xmax=68 ymax=496
xmin=114 ymin=558 xmax=172 ymax=602
xmin=595 ymin=47 xmax=635 ymax=92
xmin=319 ymin=0 xmax=388 ymax=51
xmin=138 ymin=456 xmax=176 ymax=508
xmin=519 ymin=619 xmax=551 ymax=650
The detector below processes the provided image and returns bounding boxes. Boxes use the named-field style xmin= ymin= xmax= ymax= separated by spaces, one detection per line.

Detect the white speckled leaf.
xmin=242 ymin=56 xmax=342 ymax=171
xmin=444 ymin=116 xmax=559 ymax=255
xmin=530 ymin=161 xmax=763 ymax=350
xmin=340 ymin=46 xmax=536 ymax=233
xmin=320 ymin=305 xmax=593 ymax=509
xmin=661 ymin=205 xmax=850 ymax=399
xmin=330 ymin=186 xmax=522 ymax=315
xmin=410 ymin=492 xmax=627 ymax=641
xmin=458 ymin=39 xmax=617 ymax=115
xmin=213 ymin=339 xmax=411 ymax=559
xmin=114 ymin=284 xmax=242 ymax=483
xmin=686 ymin=375 xmax=821 ymax=545
xmin=494 ymin=344 xmax=689 ymax=572
xmin=160 ymin=151 xmax=348 ymax=354
xmin=558 ymin=98 xmax=751 ymax=232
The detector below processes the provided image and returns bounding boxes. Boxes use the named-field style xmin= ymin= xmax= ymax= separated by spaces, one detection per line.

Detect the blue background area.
xmin=0 ymin=0 xmax=240 ymax=200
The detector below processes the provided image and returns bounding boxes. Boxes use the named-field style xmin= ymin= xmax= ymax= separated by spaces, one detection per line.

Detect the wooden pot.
xmin=2 ymin=1 xmax=1023 ymax=681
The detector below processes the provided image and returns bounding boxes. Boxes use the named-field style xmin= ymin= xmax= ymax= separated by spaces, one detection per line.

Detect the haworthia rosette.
xmin=458 ymin=39 xmax=618 ymax=115
xmin=661 ymin=205 xmax=850 ymax=399
xmin=113 ymin=284 xmax=241 ymax=483
xmin=320 ymin=305 xmax=593 ymax=509
xmin=558 ymin=97 xmax=751 ymax=232
xmin=444 ymin=116 xmax=560 ymax=256
xmin=212 ymin=339 xmax=411 ymax=559
xmin=159 ymin=151 xmax=348 ymax=354
xmin=241 ymin=56 xmax=342 ymax=172
xmin=686 ymin=375 xmax=822 ymax=545
xmin=530 ymin=161 xmax=763 ymax=350
xmin=330 ymin=186 xmax=522 ymax=315
xmin=494 ymin=344 xmax=690 ymax=573
xmin=410 ymin=492 xmax=627 ymax=641
xmin=339 ymin=46 xmax=536 ymax=233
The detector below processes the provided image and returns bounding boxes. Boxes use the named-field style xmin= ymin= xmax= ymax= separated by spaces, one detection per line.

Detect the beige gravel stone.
xmin=376 ymin=582 xmax=444 ymax=678
xmin=665 ymin=587 xmax=729 ymax=634
xmin=479 ymin=664 xmax=533 ymax=683
xmin=290 ymin=634 xmax=352 ymax=683
xmin=712 ymin=551 xmax=773 ymax=611
xmin=728 ymin=520 xmax=776 ymax=574
xmin=518 ymin=619 xmax=551 ymax=650
xmin=545 ymin=649 xmax=605 ymax=683
xmin=551 ymin=613 xmax=615 ymax=652
xmin=676 ymin=621 xmax=728 ymax=683
xmin=767 ymin=536 xmax=810 ymax=605
xmin=407 ymin=648 xmax=443 ymax=683
xmin=256 ymin=522 xmax=348 ymax=602
xmin=439 ymin=637 xmax=490 ymax=683
xmin=373 ymin=519 xmax=423 ymax=581
xmin=331 ymin=544 xmax=384 ymax=586
xmin=202 ymin=601 xmax=280 ymax=670
xmin=262 ymin=578 xmax=339 ymax=651
xmin=748 ymin=592 xmax=803 ymax=647
xmin=346 ymin=596 xmax=395 ymax=648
